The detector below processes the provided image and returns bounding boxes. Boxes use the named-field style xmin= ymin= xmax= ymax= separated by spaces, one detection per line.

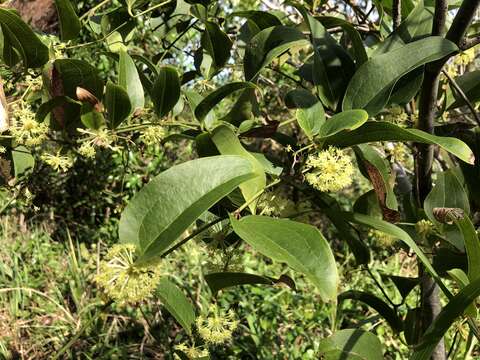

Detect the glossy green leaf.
xmin=230 ymin=11 xmax=282 ymax=30
xmin=194 ymin=82 xmax=256 ymax=122
xmin=244 ymin=26 xmax=309 ymax=81
xmin=119 ymin=156 xmax=256 ymax=265
xmin=323 ymin=121 xmax=475 ymax=164
xmin=319 ymin=109 xmax=368 ymax=137
xmin=297 ymin=6 xmax=355 ymax=110
xmin=317 ymin=16 xmax=368 ymax=66
xmin=339 ymin=291 xmax=403 ymax=332
xmin=80 ymin=103 xmax=105 ymax=130
xmin=201 ymin=21 xmax=232 ymax=78
xmin=231 ymin=215 xmax=338 ymax=302
xmin=454 ymin=216 xmax=480 ymax=282
xmin=285 ymin=88 xmax=325 ymax=139
xmin=343 ymin=37 xmax=458 ymax=115
xmin=54 ymin=0 xmax=81 ymax=41
xmin=411 ymin=277 xmax=480 ymax=360
xmin=447 ymin=268 xmax=477 ymax=317
xmin=318 ymin=329 xmax=383 ymax=360
xmin=105 ymin=82 xmax=132 ymax=129
xmin=151 ymin=66 xmax=180 ymax=118
xmin=211 ymin=125 xmax=266 ymax=213
xmin=119 ymin=50 xmax=145 ymax=111
xmin=12 ymin=146 xmax=34 ymax=178
xmin=0 ymin=8 xmax=49 ymax=68
xmin=343 ymin=212 xmax=449 ymax=295
xmin=156 ymin=278 xmax=195 ymax=335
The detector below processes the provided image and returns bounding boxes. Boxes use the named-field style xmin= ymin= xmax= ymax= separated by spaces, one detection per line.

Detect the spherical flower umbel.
xmin=304 ymin=147 xmax=354 ymax=192
xmin=174 ymin=342 xmax=209 ymax=359
xmin=140 ymin=125 xmax=166 ymax=146
xmin=41 ymin=152 xmax=73 ymax=172
xmin=196 ymin=304 xmax=239 ymax=345
xmin=95 ymin=244 xmax=162 ymax=305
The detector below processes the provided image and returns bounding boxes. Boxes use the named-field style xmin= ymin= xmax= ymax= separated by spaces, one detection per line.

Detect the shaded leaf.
xmin=152 ymin=66 xmax=180 ymax=118
xmin=339 ymin=291 xmax=403 ymax=332
xmin=0 ymin=8 xmax=49 ymax=68
xmin=54 ymin=0 xmax=81 ymax=41
xmin=105 ymin=82 xmax=132 ymax=129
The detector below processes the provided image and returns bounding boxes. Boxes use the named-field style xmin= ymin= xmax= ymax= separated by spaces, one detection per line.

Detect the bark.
xmin=6 ymin=0 xmax=58 ymax=34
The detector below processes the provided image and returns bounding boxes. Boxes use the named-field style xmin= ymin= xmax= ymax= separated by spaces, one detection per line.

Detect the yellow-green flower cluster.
xmin=41 ymin=152 xmax=73 ymax=172
xmin=385 ymin=142 xmax=410 ymax=164
xmin=368 ymin=229 xmax=396 ymax=246
xmin=304 ymin=147 xmax=354 ymax=192
xmin=95 ymin=244 xmax=162 ymax=305
xmin=258 ymin=192 xmax=296 ymax=217
xmin=140 ymin=125 xmax=166 ymax=146
xmin=455 ymin=48 xmax=475 ymax=67
xmin=24 ymin=75 xmax=43 ymax=92
xmin=415 ymin=219 xmax=434 ymax=239
xmin=174 ymin=343 xmax=209 ymax=359
xmin=196 ymin=304 xmax=239 ymax=345
xmin=10 ymin=103 xmax=48 ymax=147
xmin=78 ymin=142 xmax=96 ymax=159
xmin=384 ymin=106 xmax=409 ymax=126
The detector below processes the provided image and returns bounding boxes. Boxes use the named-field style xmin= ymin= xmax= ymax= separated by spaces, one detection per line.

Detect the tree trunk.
xmin=6 ymin=0 xmax=58 ymax=34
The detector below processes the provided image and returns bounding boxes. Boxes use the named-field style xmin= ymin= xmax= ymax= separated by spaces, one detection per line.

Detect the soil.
xmin=7 ymin=0 xmax=58 ymax=34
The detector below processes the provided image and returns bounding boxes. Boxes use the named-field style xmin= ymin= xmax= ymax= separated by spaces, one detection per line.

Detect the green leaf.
xmin=318 ymin=329 xmax=383 ymax=360
xmin=54 ymin=0 xmax=81 ymax=41
xmin=424 ymin=169 xmax=469 ymax=249
xmin=119 ymin=156 xmax=256 ymax=265
xmin=339 ymin=291 xmax=404 ymax=332
xmin=447 ymin=268 xmax=477 ymax=317
xmin=319 ymin=109 xmax=368 ymax=137
xmin=156 ymin=278 xmax=195 ymax=335
xmin=323 ymin=121 xmax=475 ymax=164
xmin=285 ymin=88 xmax=325 ymax=139
xmin=411 ymin=277 xmax=480 ymax=360
xmin=317 ymin=16 xmax=368 ymax=66
xmin=119 ymin=50 xmax=145 ymax=111
xmin=194 ymin=82 xmax=256 ymax=123
xmin=0 ymin=8 xmax=49 ymax=68
xmin=205 ymin=272 xmax=275 ymax=294
xmin=105 ymin=82 xmax=132 ymax=129
xmin=343 ymin=212 xmax=449 ymax=295
xmin=230 ymin=10 xmax=282 ymax=30
xmin=343 ymin=37 xmax=458 ymax=115
xmin=151 ymin=66 xmax=180 ymax=118
xmin=297 ymin=6 xmax=355 ymax=110
xmin=12 ymin=146 xmax=34 ymax=178
xmin=53 ymin=59 xmax=104 ymax=99
xmin=231 ymin=215 xmax=338 ymax=302
xmin=211 ymin=125 xmax=266 ymax=213
xmin=454 ymin=216 xmax=480 ymax=283
xmin=446 ymin=70 xmax=480 ymax=109
xmin=80 ymin=103 xmax=105 ymax=130
xmin=201 ymin=21 xmax=232 ymax=78
xmin=244 ymin=26 xmax=309 ymax=81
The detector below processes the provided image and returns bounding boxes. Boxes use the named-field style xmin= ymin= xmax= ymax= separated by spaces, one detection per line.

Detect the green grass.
xmin=0 ymin=214 xmax=429 ymax=359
